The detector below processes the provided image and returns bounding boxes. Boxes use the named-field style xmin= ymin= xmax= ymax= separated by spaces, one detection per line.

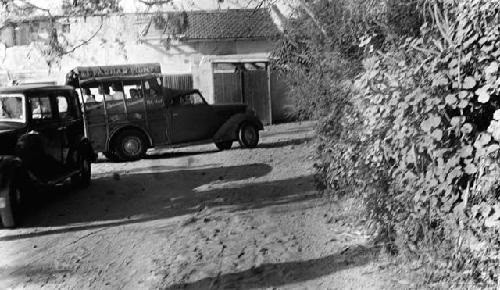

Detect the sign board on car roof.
xmin=74 ymin=63 xmax=162 ymax=80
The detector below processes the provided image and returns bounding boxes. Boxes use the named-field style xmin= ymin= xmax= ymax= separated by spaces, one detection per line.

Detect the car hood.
xmin=0 ymin=122 xmax=26 ymax=132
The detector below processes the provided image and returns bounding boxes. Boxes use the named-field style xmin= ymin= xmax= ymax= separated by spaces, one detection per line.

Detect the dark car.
xmin=98 ymin=88 xmax=264 ymax=162
xmin=161 ymin=89 xmax=263 ymax=150
xmin=0 ymin=85 xmax=96 ymax=228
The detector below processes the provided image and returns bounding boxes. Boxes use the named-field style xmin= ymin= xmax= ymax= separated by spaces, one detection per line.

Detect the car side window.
xmin=31 ymin=96 xmax=53 ymax=120
xmin=191 ymin=94 xmax=205 ymax=105
xmin=179 ymin=93 xmax=205 ymax=106
xmin=56 ymin=96 xmax=69 ymax=119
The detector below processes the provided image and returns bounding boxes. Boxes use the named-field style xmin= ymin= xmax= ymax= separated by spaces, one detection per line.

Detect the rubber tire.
xmin=71 ymin=154 xmax=91 ymax=188
xmin=238 ymin=123 xmax=259 ymax=148
xmin=113 ymin=129 xmax=148 ymax=162
xmin=215 ymin=141 xmax=233 ymax=151
xmin=0 ymin=177 xmax=22 ymax=228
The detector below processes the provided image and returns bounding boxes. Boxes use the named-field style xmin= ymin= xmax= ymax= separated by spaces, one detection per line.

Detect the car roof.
xmin=0 ymin=84 xmax=75 ymax=94
xmin=76 ymin=74 xmax=162 ymax=87
xmin=163 ymin=88 xmax=200 ymax=97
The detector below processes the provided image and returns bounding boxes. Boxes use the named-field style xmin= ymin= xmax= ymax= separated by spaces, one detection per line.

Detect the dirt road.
xmin=0 ymin=122 xmax=396 ymax=289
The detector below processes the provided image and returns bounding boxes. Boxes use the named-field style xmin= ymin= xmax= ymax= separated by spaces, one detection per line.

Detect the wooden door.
xmin=242 ymin=70 xmax=271 ymax=125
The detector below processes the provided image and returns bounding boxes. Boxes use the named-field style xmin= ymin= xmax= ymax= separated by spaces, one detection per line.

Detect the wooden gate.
xmin=213 ymin=72 xmax=242 ymax=104
xmin=213 ymin=67 xmax=271 ymax=124
xmin=162 ymin=74 xmax=193 ymax=90
xmin=243 ymin=70 xmax=270 ymax=125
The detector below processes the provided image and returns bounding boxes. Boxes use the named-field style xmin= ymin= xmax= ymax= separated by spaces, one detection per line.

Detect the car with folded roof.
xmin=66 ymin=64 xmax=264 ymax=162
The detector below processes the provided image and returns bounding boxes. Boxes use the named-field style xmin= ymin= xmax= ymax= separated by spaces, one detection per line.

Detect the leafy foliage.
xmin=315 ymin=0 xmax=500 ymax=286
xmin=62 ymin=0 xmax=122 ymax=16
xmin=273 ymin=0 xmax=422 ymax=120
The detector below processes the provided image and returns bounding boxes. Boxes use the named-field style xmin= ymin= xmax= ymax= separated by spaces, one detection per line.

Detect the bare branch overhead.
xmin=137 ymin=0 xmax=174 ymax=6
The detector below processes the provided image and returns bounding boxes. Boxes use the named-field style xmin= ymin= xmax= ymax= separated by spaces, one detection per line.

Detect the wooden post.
xmin=121 ymin=80 xmax=128 ymax=121
xmin=101 ymin=83 xmax=111 ymax=145
xmin=140 ymin=80 xmax=150 ymax=131
xmin=78 ymin=87 xmax=88 ymax=138
xmin=267 ymin=63 xmax=273 ymax=125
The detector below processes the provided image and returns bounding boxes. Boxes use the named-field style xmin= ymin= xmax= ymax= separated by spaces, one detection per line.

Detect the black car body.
xmin=0 ymin=85 xmax=96 ymax=228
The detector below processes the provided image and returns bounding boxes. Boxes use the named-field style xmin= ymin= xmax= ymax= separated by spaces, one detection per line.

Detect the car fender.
xmin=106 ymin=125 xmax=153 ymax=152
xmin=0 ymin=156 xmax=22 ymax=189
xmin=213 ymin=113 xmax=264 ymax=142
xmin=77 ymin=137 xmax=98 ymax=162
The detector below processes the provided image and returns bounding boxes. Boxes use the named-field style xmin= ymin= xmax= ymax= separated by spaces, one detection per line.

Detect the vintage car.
xmin=66 ymin=64 xmax=264 ymax=162
xmin=0 ymin=85 xmax=96 ymax=228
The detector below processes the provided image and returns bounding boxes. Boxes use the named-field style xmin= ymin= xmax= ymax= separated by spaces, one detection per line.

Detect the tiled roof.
xmin=182 ymin=9 xmax=281 ymax=40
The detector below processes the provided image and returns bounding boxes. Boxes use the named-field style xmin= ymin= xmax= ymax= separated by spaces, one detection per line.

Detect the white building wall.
xmin=0 ymin=13 xmax=292 ymax=121
xmin=1 ymin=14 xmax=277 ymax=103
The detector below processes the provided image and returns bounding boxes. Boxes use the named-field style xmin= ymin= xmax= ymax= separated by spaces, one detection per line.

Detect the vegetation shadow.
xmin=164 ymin=244 xmax=378 ymax=290
xmin=143 ymin=149 xmax=219 ymax=160
xmin=257 ymin=137 xmax=312 ymax=149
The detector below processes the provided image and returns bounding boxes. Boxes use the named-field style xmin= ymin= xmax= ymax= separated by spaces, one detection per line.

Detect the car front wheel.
xmin=0 ymin=177 xmax=23 ymax=228
xmin=238 ymin=123 xmax=259 ymax=148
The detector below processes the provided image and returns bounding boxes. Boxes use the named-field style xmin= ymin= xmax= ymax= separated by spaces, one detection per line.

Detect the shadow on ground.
xmin=93 ymin=149 xmax=219 ymax=163
xmin=257 ymin=137 xmax=312 ymax=149
xmin=164 ymin=244 xmax=378 ymax=290
xmin=1 ymin=162 xmax=317 ymax=240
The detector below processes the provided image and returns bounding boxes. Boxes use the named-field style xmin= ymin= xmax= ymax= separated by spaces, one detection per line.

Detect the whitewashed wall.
xmin=0 ymin=14 xmax=275 ymax=103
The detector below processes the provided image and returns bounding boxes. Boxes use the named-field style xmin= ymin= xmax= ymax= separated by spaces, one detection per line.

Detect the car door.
xmin=167 ymin=92 xmax=219 ymax=143
xmin=28 ymin=94 xmax=64 ymax=164
xmin=55 ymin=91 xmax=84 ymax=165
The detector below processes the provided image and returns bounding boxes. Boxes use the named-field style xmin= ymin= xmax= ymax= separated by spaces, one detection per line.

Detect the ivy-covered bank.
xmin=290 ymin=0 xmax=500 ymax=287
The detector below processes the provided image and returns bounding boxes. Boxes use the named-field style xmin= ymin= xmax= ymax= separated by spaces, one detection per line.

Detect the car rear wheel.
xmin=238 ymin=123 xmax=259 ymax=148
xmin=215 ymin=141 xmax=233 ymax=151
xmin=0 ymin=177 xmax=22 ymax=228
xmin=113 ymin=129 xmax=148 ymax=162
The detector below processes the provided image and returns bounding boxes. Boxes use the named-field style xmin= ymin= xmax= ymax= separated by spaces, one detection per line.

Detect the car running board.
xmin=47 ymin=170 xmax=81 ymax=186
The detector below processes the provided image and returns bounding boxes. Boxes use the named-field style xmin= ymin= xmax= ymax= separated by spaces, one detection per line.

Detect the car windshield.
xmin=0 ymin=94 xmax=26 ymax=123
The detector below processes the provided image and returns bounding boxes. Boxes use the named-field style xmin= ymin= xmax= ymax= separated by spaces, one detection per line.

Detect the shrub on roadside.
xmin=316 ymin=0 xmax=500 ymax=287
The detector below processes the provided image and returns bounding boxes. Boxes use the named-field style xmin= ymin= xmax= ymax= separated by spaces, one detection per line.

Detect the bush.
xmin=316 ymin=0 xmax=500 ymax=287
xmin=273 ymin=0 xmax=423 ymax=120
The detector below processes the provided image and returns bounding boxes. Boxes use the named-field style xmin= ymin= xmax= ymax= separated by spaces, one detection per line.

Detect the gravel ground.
xmin=0 ymin=121 xmax=399 ymax=289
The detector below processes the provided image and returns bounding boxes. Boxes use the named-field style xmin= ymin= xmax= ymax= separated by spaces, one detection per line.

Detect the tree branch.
xmin=411 ymin=44 xmax=440 ymax=56
xmin=296 ymin=0 xmax=329 ymax=40
xmin=16 ymin=0 xmax=53 ymax=17
xmin=63 ymin=21 xmax=103 ymax=55
xmin=137 ymin=0 xmax=173 ymax=6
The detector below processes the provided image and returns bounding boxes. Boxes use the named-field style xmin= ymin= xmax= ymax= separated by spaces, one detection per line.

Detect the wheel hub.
xmin=244 ymin=127 xmax=256 ymax=143
xmin=124 ymin=138 xmax=141 ymax=155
